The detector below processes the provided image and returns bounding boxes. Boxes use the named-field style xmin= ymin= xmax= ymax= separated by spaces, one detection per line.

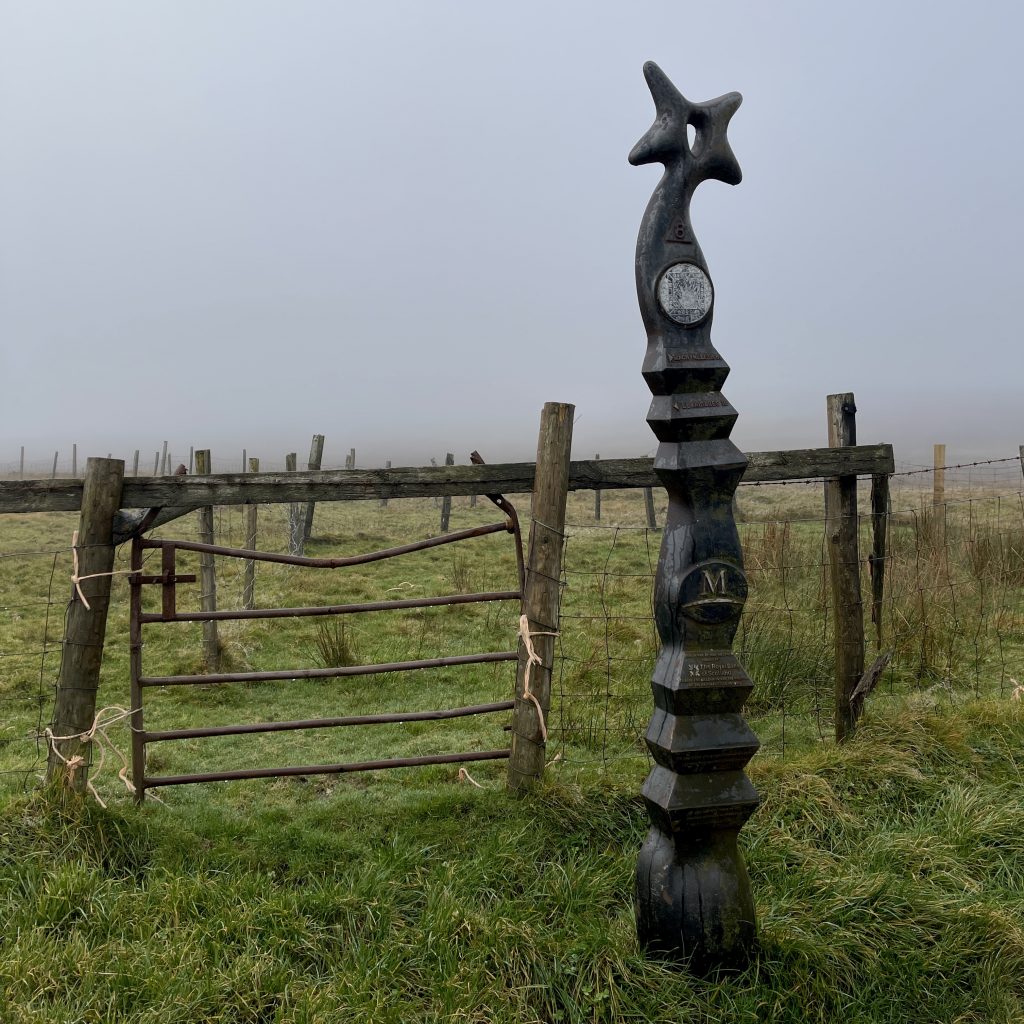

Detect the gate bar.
xmin=143 ymin=748 xmax=512 ymax=788
xmin=145 ymin=699 xmax=515 ymax=741
xmin=139 ymin=650 xmax=518 ymax=687
xmin=140 ymin=589 xmax=521 ymax=624
xmin=143 ymin=519 xmax=512 ymax=568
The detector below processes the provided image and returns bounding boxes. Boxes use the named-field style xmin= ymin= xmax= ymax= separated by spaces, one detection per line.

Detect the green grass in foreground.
xmin=1 ymin=694 xmax=1023 ymax=1023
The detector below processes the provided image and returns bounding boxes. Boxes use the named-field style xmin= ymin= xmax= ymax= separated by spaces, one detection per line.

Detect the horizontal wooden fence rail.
xmin=0 ymin=444 xmax=894 ymax=515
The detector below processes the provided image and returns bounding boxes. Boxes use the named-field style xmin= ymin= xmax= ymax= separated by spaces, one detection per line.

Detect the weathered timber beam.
xmin=0 ymin=444 xmax=894 ymax=514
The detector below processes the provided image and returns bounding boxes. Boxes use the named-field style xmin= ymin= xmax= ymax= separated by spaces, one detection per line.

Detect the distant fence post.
xmin=72 ymin=443 xmax=77 ymax=479
xmin=285 ymin=452 xmax=303 ymax=555
xmin=302 ymin=434 xmax=325 ymax=546
xmin=824 ymin=393 xmax=865 ymax=741
xmin=643 ymin=485 xmax=657 ymax=529
xmin=593 ymin=454 xmax=601 ymax=520
xmin=132 ymin=450 xmax=139 ymax=477
xmin=439 ymin=452 xmax=454 ymax=533
xmin=19 ymin=446 xmax=24 ymax=478
xmin=243 ymin=457 xmax=259 ymax=609
xmin=188 ymin=446 xmax=194 ymax=474
xmin=160 ymin=440 xmax=168 ymax=476
xmin=47 ymin=457 xmax=125 ymax=791
xmin=508 ymin=401 xmax=574 ymax=792
xmin=380 ymin=459 xmax=391 ymax=508
xmin=933 ymin=444 xmax=946 ymax=506
xmin=51 ymin=452 xmax=58 ymax=479
xmin=152 ymin=452 xmax=159 ymax=476
xmin=194 ymin=450 xmax=220 ymax=671
xmin=869 ymin=472 xmax=890 ymax=650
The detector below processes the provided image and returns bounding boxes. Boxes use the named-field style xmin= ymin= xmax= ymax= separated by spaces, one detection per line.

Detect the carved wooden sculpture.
xmin=629 ymin=61 xmax=759 ymax=971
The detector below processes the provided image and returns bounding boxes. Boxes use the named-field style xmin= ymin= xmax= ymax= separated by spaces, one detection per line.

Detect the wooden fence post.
xmin=285 ymin=452 xmax=303 ymax=555
xmin=51 ymin=452 xmax=58 ymax=479
xmin=824 ymin=393 xmax=865 ymax=741
xmin=242 ymin=457 xmax=259 ymax=609
xmin=933 ymin=444 xmax=946 ymax=506
xmin=46 ymin=457 xmax=125 ymax=790
xmin=594 ymin=454 xmax=601 ymax=520
xmin=643 ymin=486 xmax=657 ymax=529
xmin=302 ymin=434 xmax=325 ymax=546
xmin=507 ymin=401 xmax=574 ymax=792
xmin=160 ymin=440 xmax=168 ymax=476
xmin=439 ymin=452 xmax=454 ymax=533
xmin=188 ymin=446 xmax=194 ymax=474
xmin=72 ymin=444 xmax=77 ymax=479
xmin=194 ymin=450 xmax=220 ymax=671
xmin=869 ymin=473 xmax=890 ymax=650
xmin=380 ymin=459 xmax=391 ymax=508
xmin=152 ymin=452 xmax=159 ymax=476
xmin=19 ymin=446 xmax=24 ymax=478
xmin=132 ymin=450 xmax=139 ymax=477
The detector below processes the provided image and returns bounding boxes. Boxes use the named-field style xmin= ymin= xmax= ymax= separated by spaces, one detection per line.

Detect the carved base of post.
xmin=636 ymin=826 xmax=757 ymax=972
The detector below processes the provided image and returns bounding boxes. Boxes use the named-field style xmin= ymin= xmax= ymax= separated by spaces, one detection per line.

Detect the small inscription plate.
xmin=657 ymin=262 xmax=713 ymax=325
xmin=679 ymin=560 xmax=747 ymax=625
xmin=682 ymin=652 xmax=749 ymax=688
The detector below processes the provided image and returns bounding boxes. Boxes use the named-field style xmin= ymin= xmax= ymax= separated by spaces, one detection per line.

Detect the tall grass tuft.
xmin=309 ymin=619 xmax=359 ymax=668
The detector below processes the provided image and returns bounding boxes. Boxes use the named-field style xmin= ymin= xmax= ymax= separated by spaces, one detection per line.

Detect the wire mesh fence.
xmin=2 ymin=453 xmax=1023 ymax=800
xmin=0 ymin=527 xmax=75 ymax=794
xmin=547 ymin=458 xmax=1024 ymax=779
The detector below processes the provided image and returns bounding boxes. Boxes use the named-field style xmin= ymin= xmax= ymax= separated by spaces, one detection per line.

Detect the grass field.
xmin=1 ymin=483 xmax=1023 ymax=1020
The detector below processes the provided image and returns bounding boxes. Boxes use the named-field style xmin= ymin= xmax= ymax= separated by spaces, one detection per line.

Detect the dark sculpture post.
xmin=630 ymin=61 xmax=759 ymax=971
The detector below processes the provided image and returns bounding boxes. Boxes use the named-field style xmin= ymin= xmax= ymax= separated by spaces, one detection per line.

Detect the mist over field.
xmin=3 ymin=1 xmax=1022 ymax=472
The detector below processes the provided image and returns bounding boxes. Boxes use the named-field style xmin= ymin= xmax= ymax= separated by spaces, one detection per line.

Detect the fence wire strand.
xmin=3 ymin=453 xmax=1023 ymax=793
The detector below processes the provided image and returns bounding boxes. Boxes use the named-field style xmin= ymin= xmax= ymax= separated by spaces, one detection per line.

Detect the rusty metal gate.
xmin=127 ymin=493 xmax=524 ymax=801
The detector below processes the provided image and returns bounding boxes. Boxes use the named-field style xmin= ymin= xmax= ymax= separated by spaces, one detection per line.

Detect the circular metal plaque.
xmin=657 ymin=263 xmax=713 ymax=325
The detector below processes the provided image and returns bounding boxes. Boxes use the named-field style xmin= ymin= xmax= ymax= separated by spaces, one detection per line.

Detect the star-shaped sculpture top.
xmin=628 ymin=61 xmax=742 ymax=188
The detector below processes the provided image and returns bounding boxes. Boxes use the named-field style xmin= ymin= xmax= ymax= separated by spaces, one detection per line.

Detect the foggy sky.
xmin=2 ymin=1 xmax=1021 ymax=472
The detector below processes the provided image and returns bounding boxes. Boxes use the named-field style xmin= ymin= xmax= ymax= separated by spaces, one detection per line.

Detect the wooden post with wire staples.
xmin=933 ymin=444 xmax=946 ymax=507
xmin=869 ymin=471 xmax=889 ymax=650
xmin=440 ymin=452 xmax=455 ymax=533
xmin=46 ymin=457 xmax=125 ymax=791
xmin=824 ymin=393 xmax=865 ymax=740
xmin=242 ymin=457 xmax=260 ymax=609
xmin=507 ymin=401 xmax=574 ymax=792
xmin=194 ymin=450 xmax=220 ymax=671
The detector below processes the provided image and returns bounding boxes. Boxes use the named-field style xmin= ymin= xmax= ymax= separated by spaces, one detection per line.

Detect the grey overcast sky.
xmin=2 ymin=1 xmax=1021 ymax=471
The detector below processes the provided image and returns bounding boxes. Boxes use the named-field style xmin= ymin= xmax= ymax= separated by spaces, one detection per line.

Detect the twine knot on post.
xmin=44 ymin=706 xmax=145 ymax=807
xmin=517 ymin=612 xmax=558 ymax=743
xmin=70 ymin=530 xmax=141 ymax=610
